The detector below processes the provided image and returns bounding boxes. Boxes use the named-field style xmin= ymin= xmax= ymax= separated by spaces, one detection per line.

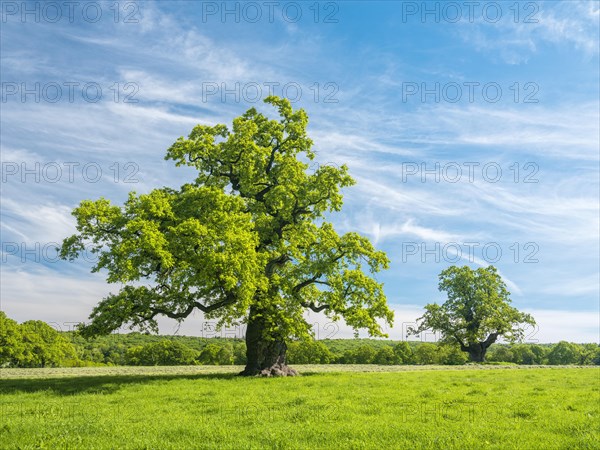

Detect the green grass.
xmin=1 ymin=366 xmax=598 ymax=449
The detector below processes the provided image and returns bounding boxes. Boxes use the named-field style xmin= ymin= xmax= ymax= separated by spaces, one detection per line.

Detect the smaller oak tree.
xmin=409 ymin=265 xmax=535 ymax=362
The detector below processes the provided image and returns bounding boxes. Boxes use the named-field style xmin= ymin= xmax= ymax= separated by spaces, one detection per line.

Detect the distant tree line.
xmin=0 ymin=312 xmax=78 ymax=368
xmin=1 ymin=312 xmax=598 ymax=367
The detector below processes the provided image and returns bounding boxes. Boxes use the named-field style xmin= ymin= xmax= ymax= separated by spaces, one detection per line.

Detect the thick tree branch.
xmin=454 ymin=335 xmax=468 ymax=352
xmin=265 ymin=137 xmax=289 ymax=174
xmin=482 ymin=332 xmax=499 ymax=349
xmin=254 ymin=184 xmax=274 ymax=202
xmin=300 ymin=301 xmax=331 ymax=313
xmin=293 ymin=274 xmax=331 ymax=293
xmin=139 ymin=295 xmax=237 ymax=321
xmin=265 ymin=254 xmax=291 ymax=276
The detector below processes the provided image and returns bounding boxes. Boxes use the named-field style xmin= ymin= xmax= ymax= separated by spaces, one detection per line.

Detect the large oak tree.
xmin=60 ymin=96 xmax=393 ymax=376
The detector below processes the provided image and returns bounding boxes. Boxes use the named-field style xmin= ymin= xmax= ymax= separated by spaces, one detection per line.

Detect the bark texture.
xmin=239 ymin=307 xmax=298 ymax=377
xmin=460 ymin=332 xmax=499 ymax=362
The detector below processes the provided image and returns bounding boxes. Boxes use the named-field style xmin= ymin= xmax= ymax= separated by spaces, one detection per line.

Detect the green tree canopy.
xmin=0 ymin=311 xmax=23 ymax=367
xmin=198 ymin=343 xmax=234 ymax=365
xmin=409 ymin=265 xmax=535 ymax=362
xmin=437 ymin=343 xmax=468 ymax=365
xmin=488 ymin=346 xmax=514 ymax=363
xmin=126 ymin=340 xmax=199 ymax=366
xmin=373 ymin=345 xmax=397 ymax=365
xmin=547 ymin=341 xmax=582 ymax=365
xmin=392 ymin=341 xmax=414 ymax=365
xmin=413 ymin=343 xmax=439 ymax=365
xmin=511 ymin=344 xmax=547 ymax=365
xmin=60 ymin=96 xmax=393 ymax=376
xmin=342 ymin=344 xmax=377 ymax=364
xmin=287 ymin=339 xmax=333 ymax=364
xmin=19 ymin=321 xmax=77 ymax=368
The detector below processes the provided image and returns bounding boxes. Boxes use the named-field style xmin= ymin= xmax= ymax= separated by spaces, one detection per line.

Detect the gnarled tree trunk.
xmin=239 ymin=306 xmax=298 ymax=377
xmin=461 ymin=332 xmax=499 ymax=362
xmin=466 ymin=344 xmax=486 ymax=362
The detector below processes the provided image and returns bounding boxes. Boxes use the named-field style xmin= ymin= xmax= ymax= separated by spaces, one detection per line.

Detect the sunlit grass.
xmin=1 ymin=366 xmax=598 ymax=449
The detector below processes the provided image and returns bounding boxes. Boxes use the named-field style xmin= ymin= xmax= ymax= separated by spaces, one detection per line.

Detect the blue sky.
xmin=1 ymin=1 xmax=598 ymax=342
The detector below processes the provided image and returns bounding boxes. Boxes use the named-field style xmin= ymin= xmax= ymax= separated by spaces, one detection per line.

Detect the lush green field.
xmin=1 ymin=366 xmax=598 ymax=449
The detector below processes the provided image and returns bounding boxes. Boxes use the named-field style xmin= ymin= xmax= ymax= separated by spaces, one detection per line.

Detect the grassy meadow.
xmin=1 ymin=365 xmax=598 ymax=449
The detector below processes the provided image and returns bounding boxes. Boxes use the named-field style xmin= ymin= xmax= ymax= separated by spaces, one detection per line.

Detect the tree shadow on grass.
xmin=0 ymin=372 xmax=239 ymax=396
xmin=0 ymin=370 xmax=322 ymax=396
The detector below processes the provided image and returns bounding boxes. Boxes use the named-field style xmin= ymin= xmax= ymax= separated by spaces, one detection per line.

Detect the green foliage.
xmin=511 ymin=344 xmax=547 ymax=365
xmin=233 ymin=342 xmax=247 ymax=365
xmin=413 ymin=343 xmax=440 ymax=365
xmin=0 ymin=311 xmax=23 ymax=367
xmin=373 ymin=346 xmax=396 ymax=365
xmin=1 ymin=313 xmax=596 ymax=368
xmin=437 ymin=344 xmax=468 ymax=365
xmin=124 ymin=345 xmax=144 ymax=365
xmin=321 ymin=338 xmax=392 ymax=355
xmin=529 ymin=344 xmax=549 ymax=364
xmin=341 ymin=344 xmax=378 ymax=364
xmin=392 ymin=341 xmax=414 ymax=364
xmin=64 ymin=330 xmax=246 ymax=366
xmin=0 ymin=315 xmax=77 ymax=368
xmin=125 ymin=340 xmax=199 ymax=366
xmin=409 ymin=265 xmax=536 ymax=360
xmin=287 ymin=340 xmax=333 ymax=364
xmin=488 ymin=345 xmax=515 ymax=363
xmin=547 ymin=341 xmax=582 ymax=365
xmin=580 ymin=344 xmax=600 ymax=365
xmin=593 ymin=348 xmax=600 ymax=365
xmin=60 ymin=96 xmax=393 ymax=348
xmin=198 ymin=343 xmax=234 ymax=365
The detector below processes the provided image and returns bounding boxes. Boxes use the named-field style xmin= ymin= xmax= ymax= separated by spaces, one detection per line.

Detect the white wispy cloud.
xmin=457 ymin=1 xmax=600 ymax=64
xmin=345 ymin=215 xmax=465 ymax=246
xmin=1 ymin=198 xmax=74 ymax=244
